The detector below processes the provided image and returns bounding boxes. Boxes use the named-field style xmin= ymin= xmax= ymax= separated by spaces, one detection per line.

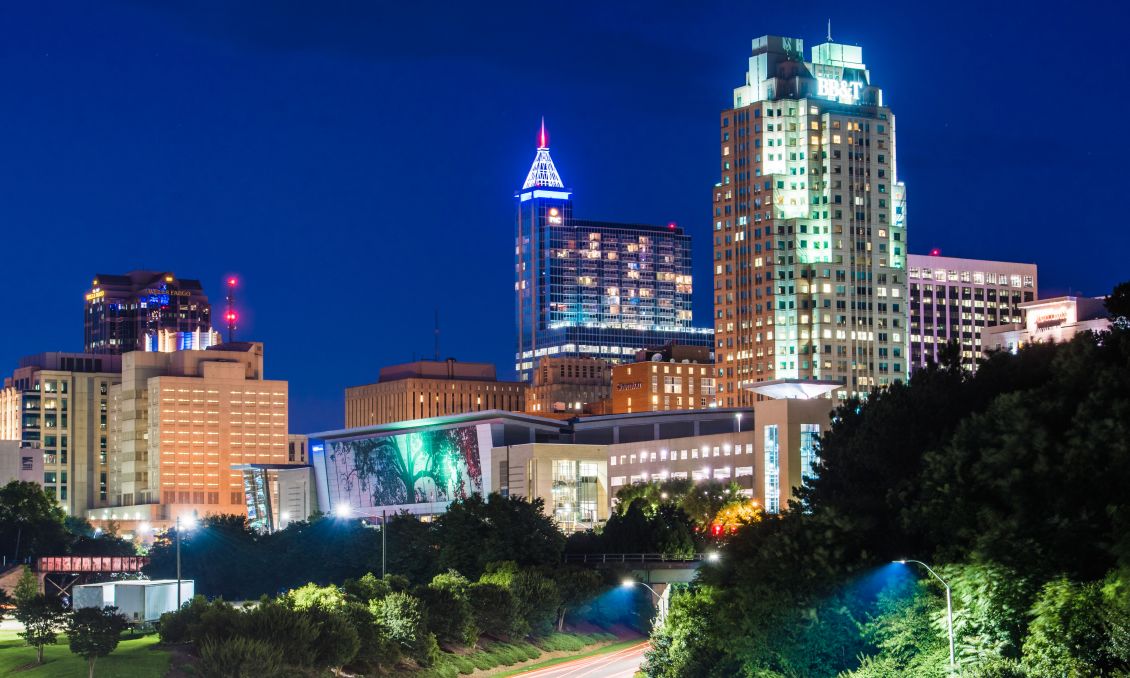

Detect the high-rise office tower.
xmin=104 ymin=342 xmax=287 ymax=527
xmin=515 ymin=122 xmax=713 ymax=382
xmin=908 ymin=253 xmax=1036 ymax=371
xmin=84 ymin=271 xmax=212 ymax=354
xmin=713 ymin=35 xmax=908 ymax=406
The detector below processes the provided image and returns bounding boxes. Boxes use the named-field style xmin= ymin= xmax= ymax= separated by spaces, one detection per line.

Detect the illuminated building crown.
xmin=522 ymin=119 xmax=564 ymax=189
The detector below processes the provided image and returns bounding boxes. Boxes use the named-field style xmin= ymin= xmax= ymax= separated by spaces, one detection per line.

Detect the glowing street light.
xmin=706 ymin=552 xmax=721 ymax=563
xmin=622 ymin=579 xmax=669 ymax=624
xmin=621 ymin=579 xmax=661 ymax=603
xmin=334 ymin=503 xmax=352 ymax=519
xmin=895 ymin=559 xmax=954 ymax=670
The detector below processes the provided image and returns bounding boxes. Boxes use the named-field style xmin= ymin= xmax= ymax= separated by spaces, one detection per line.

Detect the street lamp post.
xmin=896 ymin=559 xmax=954 ymax=670
xmin=176 ymin=514 xmax=196 ymax=609
xmin=622 ymin=579 xmax=668 ymax=624
xmin=175 ymin=516 xmax=183 ymax=609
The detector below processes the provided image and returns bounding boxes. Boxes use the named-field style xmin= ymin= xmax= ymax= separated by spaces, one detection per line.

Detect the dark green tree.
xmin=67 ymin=606 xmax=128 ymax=678
xmin=643 ymin=586 xmax=729 ymax=678
xmin=343 ymin=571 xmax=403 ymax=603
xmin=418 ymin=570 xmax=477 ymax=646
xmin=467 ymin=581 xmax=523 ymax=640
xmin=341 ymin=600 xmax=396 ymax=673
xmin=305 ymin=607 xmax=360 ymax=675
xmin=553 ymin=566 xmax=603 ymax=631
xmin=479 ymin=561 xmax=560 ymax=637
xmin=0 ymin=481 xmax=69 ymax=562
xmin=15 ymin=594 xmax=64 ymax=664
xmin=612 ymin=478 xmax=695 ymax=515
xmin=571 ymin=500 xmax=700 ymax=556
xmin=369 ymin=591 xmax=438 ymax=666
xmin=14 ymin=565 xmax=38 ymax=605
xmin=433 ymin=494 xmax=565 ymax=578
xmin=382 ymin=513 xmax=438 ymax=585
xmin=238 ymin=600 xmax=317 ymax=667
xmin=1022 ymin=577 xmax=1121 ymax=676
xmin=1105 ymin=280 xmax=1130 ymax=323
xmin=678 ymin=480 xmax=744 ymax=527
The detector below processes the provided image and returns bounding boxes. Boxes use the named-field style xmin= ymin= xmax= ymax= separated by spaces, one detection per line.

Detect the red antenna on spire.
xmin=538 ymin=117 xmax=548 ymax=150
xmin=225 ymin=276 xmax=238 ymax=343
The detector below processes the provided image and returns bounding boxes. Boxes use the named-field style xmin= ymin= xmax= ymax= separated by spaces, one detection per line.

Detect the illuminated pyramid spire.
xmin=522 ymin=118 xmax=564 ymax=189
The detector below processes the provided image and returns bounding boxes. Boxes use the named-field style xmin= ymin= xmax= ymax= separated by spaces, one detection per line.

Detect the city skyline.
xmin=0 ymin=3 xmax=1125 ymax=433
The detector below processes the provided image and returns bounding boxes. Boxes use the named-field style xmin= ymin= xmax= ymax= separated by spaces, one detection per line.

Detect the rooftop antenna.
xmin=827 ymin=18 xmax=833 ymax=42
xmin=434 ymin=308 xmax=440 ymax=361
xmin=225 ymin=277 xmax=238 ymax=343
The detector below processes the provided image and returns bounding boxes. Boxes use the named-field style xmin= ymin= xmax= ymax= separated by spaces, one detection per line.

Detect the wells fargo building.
xmin=713 ymin=35 xmax=908 ymax=406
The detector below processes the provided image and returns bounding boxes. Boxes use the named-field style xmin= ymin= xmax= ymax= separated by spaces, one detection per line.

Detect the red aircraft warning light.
xmin=225 ymin=276 xmax=238 ymax=343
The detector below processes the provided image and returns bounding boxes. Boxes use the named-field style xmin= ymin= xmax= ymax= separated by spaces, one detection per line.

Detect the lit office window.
xmin=800 ymin=424 xmax=821 ymax=483
xmin=764 ymin=425 xmax=780 ymax=514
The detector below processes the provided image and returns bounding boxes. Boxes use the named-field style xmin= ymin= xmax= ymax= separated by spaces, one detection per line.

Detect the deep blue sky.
xmin=1 ymin=2 xmax=1125 ymax=432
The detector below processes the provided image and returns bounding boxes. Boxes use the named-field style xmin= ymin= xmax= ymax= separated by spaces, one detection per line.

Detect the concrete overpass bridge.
xmin=563 ymin=553 xmax=716 ymax=624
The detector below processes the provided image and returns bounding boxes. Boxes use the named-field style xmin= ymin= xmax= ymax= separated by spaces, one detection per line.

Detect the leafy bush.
xmin=199 ymin=636 xmax=282 ymax=678
xmin=306 ymin=606 xmax=360 ymax=672
xmin=239 ymin=600 xmax=318 ymax=667
xmin=516 ymin=641 xmax=542 ymax=661
xmin=419 ymin=571 xmax=477 ymax=646
xmin=1022 ymin=578 xmax=1119 ymax=676
xmin=449 ymin=654 xmax=476 ymax=674
xmin=343 ymin=600 xmax=397 ymax=672
xmin=536 ymin=633 xmax=588 ymax=652
xmin=190 ymin=598 xmax=242 ymax=646
xmin=343 ymin=571 xmax=407 ymax=603
xmin=285 ymin=582 xmax=345 ymax=611
xmin=480 ymin=562 xmax=560 ymax=637
xmin=158 ymin=595 xmax=209 ymax=643
xmin=371 ymin=591 xmax=439 ymax=666
xmin=467 ymin=582 xmax=523 ymax=640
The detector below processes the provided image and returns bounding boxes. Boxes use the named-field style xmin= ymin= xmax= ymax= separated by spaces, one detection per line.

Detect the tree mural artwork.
xmin=329 ymin=426 xmax=483 ymax=507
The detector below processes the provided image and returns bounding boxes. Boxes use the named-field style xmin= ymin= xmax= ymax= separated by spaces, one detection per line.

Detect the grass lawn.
xmin=0 ymin=628 xmax=170 ymax=677
xmin=492 ymin=639 xmax=644 ymax=677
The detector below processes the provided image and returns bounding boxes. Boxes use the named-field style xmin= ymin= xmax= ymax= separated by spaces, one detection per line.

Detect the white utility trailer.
xmin=73 ymin=579 xmax=194 ymax=623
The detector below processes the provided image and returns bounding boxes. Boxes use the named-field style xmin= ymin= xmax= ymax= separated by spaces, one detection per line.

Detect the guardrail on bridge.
xmin=563 ymin=553 xmax=707 ymax=564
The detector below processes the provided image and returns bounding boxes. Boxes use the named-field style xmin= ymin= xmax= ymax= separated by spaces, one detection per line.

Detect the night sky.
xmin=1 ymin=2 xmax=1125 ymax=433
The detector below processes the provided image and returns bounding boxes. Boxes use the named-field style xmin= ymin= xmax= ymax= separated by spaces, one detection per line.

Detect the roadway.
xmin=512 ymin=641 xmax=649 ymax=678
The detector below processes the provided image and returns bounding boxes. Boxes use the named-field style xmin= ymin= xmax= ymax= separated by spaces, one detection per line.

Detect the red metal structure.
xmin=36 ymin=556 xmax=150 ymax=604
xmin=37 ymin=556 xmax=149 ymax=574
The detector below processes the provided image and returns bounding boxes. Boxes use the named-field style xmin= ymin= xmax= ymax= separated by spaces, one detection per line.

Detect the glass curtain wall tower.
xmin=515 ymin=122 xmax=712 ymax=382
xmin=713 ymin=35 xmax=908 ymax=406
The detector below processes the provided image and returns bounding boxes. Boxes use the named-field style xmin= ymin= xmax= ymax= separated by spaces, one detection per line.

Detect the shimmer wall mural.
xmin=324 ymin=425 xmax=484 ymax=509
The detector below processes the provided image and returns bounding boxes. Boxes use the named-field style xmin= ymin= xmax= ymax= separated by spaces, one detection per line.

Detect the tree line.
xmin=642 ymin=282 xmax=1130 ymax=677
xmin=157 ymin=560 xmax=628 ymax=677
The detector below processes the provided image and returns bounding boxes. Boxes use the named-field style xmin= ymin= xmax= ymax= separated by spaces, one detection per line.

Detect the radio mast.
xmin=225 ymin=277 xmax=238 ymax=343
